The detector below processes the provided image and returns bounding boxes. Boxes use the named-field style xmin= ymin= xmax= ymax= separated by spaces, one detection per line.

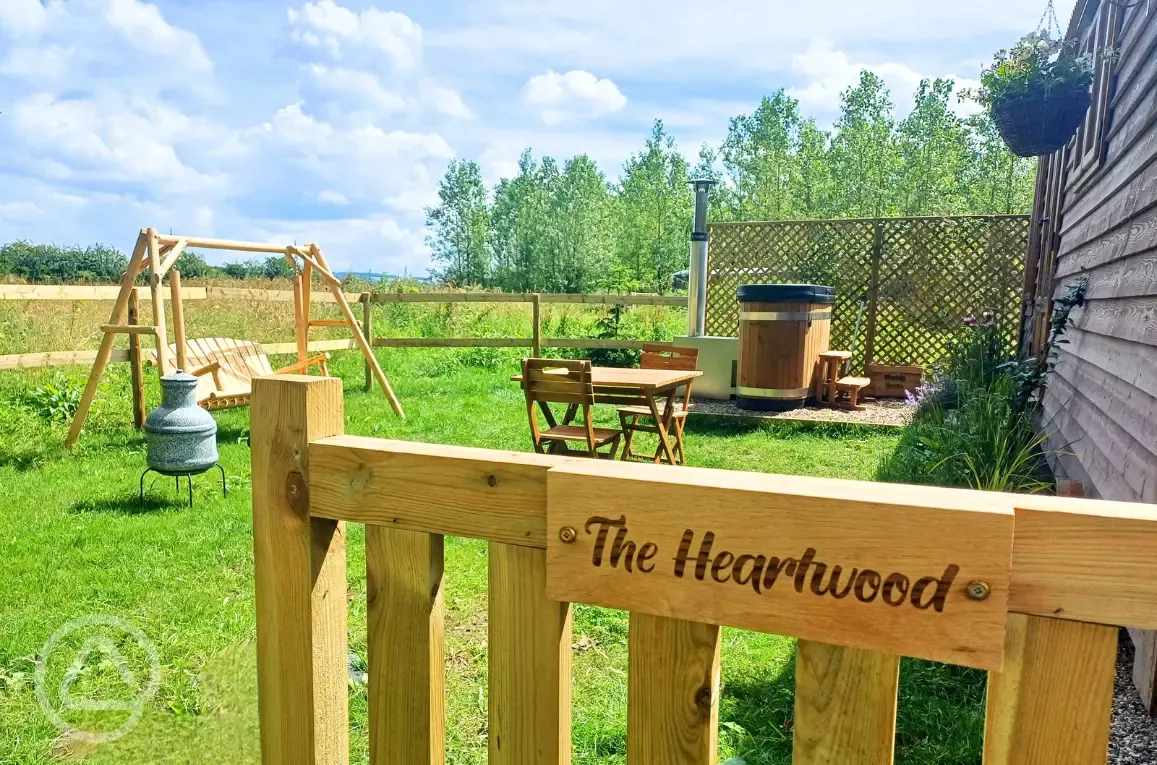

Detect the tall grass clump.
xmin=877 ymin=281 xmax=1085 ymax=493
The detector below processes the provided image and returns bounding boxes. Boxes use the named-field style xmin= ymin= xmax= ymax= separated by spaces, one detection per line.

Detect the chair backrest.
xmin=521 ymin=358 xmax=597 ymax=449
xmin=641 ymin=344 xmax=698 ymax=371
xmin=521 ymin=358 xmax=596 ymax=408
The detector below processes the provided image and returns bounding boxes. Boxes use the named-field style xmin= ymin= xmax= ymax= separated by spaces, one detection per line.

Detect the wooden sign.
xmin=865 ymin=364 xmax=923 ymax=398
xmin=546 ymin=461 xmax=1014 ymax=669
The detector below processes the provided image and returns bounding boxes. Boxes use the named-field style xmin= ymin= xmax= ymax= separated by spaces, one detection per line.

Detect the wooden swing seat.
xmin=151 ymin=338 xmax=330 ymax=411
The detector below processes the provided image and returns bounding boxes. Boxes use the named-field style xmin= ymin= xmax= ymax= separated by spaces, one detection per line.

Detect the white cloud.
xmin=307 ymin=64 xmax=408 ymax=113
xmin=425 ymin=84 xmax=472 ymax=119
xmin=104 ymin=0 xmax=212 ymax=72
xmin=0 ymin=0 xmax=51 ymax=37
xmin=10 ymin=92 xmax=228 ymax=192
xmin=1 ymin=44 xmax=73 ymax=78
xmin=0 ymin=200 xmax=44 ymax=220
xmin=288 ymin=0 xmax=422 ymax=71
xmin=521 ymin=70 xmax=626 ymax=125
xmin=789 ymin=39 xmax=982 ymax=119
xmin=318 ymin=189 xmax=349 ymax=205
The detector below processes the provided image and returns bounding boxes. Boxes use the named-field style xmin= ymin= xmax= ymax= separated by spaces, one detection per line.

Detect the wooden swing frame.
xmin=65 ymin=227 xmax=404 ymax=446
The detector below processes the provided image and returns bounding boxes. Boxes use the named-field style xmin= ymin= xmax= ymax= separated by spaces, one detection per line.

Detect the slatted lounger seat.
xmin=154 ymin=338 xmax=330 ymax=411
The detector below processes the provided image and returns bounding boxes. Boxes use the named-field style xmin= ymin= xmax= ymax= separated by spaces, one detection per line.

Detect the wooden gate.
xmin=252 ymin=375 xmax=1157 ymax=764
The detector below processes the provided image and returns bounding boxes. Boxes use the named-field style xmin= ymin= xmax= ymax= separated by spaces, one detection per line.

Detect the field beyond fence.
xmin=705 ymin=215 xmax=1031 ymax=369
xmin=0 ymin=284 xmax=688 ymax=372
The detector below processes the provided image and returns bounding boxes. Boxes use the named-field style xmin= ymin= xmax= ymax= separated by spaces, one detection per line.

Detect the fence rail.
xmin=0 ymin=287 xmax=686 ymax=371
xmin=705 ymin=215 xmax=1030 ymax=369
xmin=253 ymin=374 xmax=1157 ymax=764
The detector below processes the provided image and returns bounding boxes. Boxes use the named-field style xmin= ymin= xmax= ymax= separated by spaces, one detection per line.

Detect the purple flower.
xmin=963 ymin=315 xmax=979 ymax=328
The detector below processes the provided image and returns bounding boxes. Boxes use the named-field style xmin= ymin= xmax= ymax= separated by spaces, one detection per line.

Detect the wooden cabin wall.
xmin=1037 ymin=0 xmax=1157 ymax=713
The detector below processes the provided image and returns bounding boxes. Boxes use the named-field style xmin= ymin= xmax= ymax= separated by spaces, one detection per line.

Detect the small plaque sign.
xmin=865 ymin=364 xmax=924 ymax=399
xmin=546 ymin=462 xmax=1014 ymax=669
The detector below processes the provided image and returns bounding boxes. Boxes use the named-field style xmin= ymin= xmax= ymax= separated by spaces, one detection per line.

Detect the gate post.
xmin=252 ymin=375 xmax=348 ymax=764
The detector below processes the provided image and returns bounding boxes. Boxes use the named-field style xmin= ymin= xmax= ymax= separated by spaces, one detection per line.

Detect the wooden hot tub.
xmin=736 ymin=284 xmax=834 ymax=410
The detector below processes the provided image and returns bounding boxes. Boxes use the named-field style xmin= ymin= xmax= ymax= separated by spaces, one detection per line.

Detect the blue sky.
xmin=0 ymin=0 xmax=1076 ymax=275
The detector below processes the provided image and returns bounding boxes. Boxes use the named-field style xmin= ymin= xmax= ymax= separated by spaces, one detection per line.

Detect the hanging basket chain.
xmin=1035 ymin=0 xmax=1064 ymax=39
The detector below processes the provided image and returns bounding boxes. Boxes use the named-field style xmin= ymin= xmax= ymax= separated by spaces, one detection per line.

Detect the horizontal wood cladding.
xmin=1060 ymin=327 xmax=1157 ymax=401
xmin=1069 ymin=296 xmax=1157 ymax=346
xmin=1055 ymin=200 xmax=1157 ymax=279
xmin=1052 ymin=354 xmax=1157 ymax=464
xmin=1058 ymin=244 xmax=1157 ymax=299
xmin=1061 ymin=10 xmax=1157 ymax=242
xmin=1042 ymin=380 xmax=1144 ymax=502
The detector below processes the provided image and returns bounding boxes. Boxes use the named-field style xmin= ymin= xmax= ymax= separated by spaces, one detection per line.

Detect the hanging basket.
xmin=990 ymin=85 xmax=1091 ymax=157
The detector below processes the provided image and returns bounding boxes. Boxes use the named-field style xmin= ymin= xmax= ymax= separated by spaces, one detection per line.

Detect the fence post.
xmin=860 ymin=220 xmax=885 ymax=370
xmin=251 ymin=375 xmax=348 ymax=765
xmin=627 ymin=613 xmax=720 ymax=764
xmin=532 ymin=293 xmax=542 ymax=357
xmin=983 ymin=614 xmax=1117 ymax=764
xmin=362 ymin=293 xmax=373 ymax=391
xmin=127 ymin=289 xmax=146 ymax=429
xmin=793 ymin=640 xmax=899 ymax=765
xmin=489 ymin=542 xmax=572 ymax=764
xmin=366 ymin=526 xmax=446 ymax=764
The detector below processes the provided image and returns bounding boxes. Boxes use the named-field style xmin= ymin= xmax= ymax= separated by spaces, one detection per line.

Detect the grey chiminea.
xmin=141 ymin=370 xmax=225 ymax=506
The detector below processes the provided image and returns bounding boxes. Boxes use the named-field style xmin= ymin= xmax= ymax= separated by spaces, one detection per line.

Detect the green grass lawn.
xmin=0 ymin=349 xmax=985 ymax=764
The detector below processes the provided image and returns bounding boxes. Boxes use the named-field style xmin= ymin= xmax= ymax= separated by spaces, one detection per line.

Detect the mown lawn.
xmin=0 ymin=349 xmax=986 ymax=764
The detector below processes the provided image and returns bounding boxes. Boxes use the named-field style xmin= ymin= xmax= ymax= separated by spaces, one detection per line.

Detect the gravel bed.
xmin=687 ymin=396 xmax=914 ymax=427
xmin=1111 ymin=630 xmax=1157 ymax=764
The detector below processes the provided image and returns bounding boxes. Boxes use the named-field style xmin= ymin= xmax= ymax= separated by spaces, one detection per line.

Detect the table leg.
xmin=537 ymin=400 xmax=558 ymax=428
xmin=649 ymin=389 xmax=678 ymax=465
xmin=562 ymin=403 xmax=579 ymax=426
xmin=826 ymin=361 xmax=839 ymax=408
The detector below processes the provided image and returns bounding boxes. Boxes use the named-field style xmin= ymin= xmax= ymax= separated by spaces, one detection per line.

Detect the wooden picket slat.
xmin=251 ymin=375 xmax=348 ymax=765
xmin=488 ymin=542 xmax=572 ymax=764
xmin=793 ymin=640 xmax=899 ymax=765
xmin=982 ymin=614 xmax=1117 ymax=765
xmin=626 ymin=613 xmax=721 ymax=765
xmin=366 ymin=526 xmax=445 ymax=765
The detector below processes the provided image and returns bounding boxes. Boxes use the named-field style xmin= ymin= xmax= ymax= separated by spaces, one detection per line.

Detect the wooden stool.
xmin=835 ymin=376 xmax=870 ymax=411
xmin=815 ymin=350 xmax=852 ymax=406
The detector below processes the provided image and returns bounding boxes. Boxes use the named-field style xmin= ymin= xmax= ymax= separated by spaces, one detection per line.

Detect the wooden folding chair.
xmin=618 ymin=344 xmax=699 ymax=464
xmin=521 ymin=358 xmax=622 ymax=459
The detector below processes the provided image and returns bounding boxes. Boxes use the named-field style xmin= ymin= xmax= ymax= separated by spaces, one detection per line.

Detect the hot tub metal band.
xmin=736 ymin=385 xmax=811 ymax=398
xmin=739 ymin=310 xmax=832 ymax=321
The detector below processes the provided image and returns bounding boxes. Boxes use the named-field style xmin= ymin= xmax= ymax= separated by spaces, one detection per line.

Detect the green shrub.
xmin=17 ymin=374 xmax=83 ymax=423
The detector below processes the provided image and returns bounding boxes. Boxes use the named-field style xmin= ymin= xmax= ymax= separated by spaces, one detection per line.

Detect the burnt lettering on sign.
xmin=580 ymin=518 xmax=962 ymax=612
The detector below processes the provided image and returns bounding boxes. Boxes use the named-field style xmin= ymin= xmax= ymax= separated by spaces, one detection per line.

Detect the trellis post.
xmin=860 ymin=220 xmax=885 ymax=371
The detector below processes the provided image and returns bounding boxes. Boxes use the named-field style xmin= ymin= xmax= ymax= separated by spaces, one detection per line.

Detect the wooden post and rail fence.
xmin=254 ymin=373 xmax=1157 ymax=765
xmin=0 ymin=285 xmax=687 ymax=375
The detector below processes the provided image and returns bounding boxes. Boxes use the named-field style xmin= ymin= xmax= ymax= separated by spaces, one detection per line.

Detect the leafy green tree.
xmin=490 ymin=150 xmax=557 ymax=292
xmin=721 ymin=91 xmax=803 ymax=220
xmin=172 ymin=251 xmax=212 ymax=279
xmin=548 ymin=155 xmax=614 ymax=292
xmin=962 ymin=113 xmax=1037 ymax=214
xmin=829 ymin=71 xmax=899 ymax=218
xmin=615 ymin=120 xmax=692 ymax=293
xmin=794 ymin=119 xmax=834 ymax=218
xmin=895 ymin=79 xmax=969 ymax=215
xmin=426 ymin=159 xmax=491 ymax=286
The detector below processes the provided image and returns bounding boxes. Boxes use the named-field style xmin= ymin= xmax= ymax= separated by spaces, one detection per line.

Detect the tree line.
xmin=0 ymin=241 xmax=297 ymax=284
xmin=426 ymin=72 xmax=1036 ymax=294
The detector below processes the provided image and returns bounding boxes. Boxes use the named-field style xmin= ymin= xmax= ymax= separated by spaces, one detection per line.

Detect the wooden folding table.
xmin=513 ymin=366 xmax=701 ymax=465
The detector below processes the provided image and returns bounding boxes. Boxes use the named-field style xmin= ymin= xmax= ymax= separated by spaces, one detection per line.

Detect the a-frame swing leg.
xmin=67 ymin=231 xmax=149 ymax=446
xmin=307 ymin=245 xmax=405 ymax=418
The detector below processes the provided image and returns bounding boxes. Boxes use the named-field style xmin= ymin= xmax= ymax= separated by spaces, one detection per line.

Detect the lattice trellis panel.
xmin=705 ymin=216 xmax=1030 ymax=369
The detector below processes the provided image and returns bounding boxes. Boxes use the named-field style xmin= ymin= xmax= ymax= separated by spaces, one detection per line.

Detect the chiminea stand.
xmin=139 ymin=463 xmax=227 ymax=508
